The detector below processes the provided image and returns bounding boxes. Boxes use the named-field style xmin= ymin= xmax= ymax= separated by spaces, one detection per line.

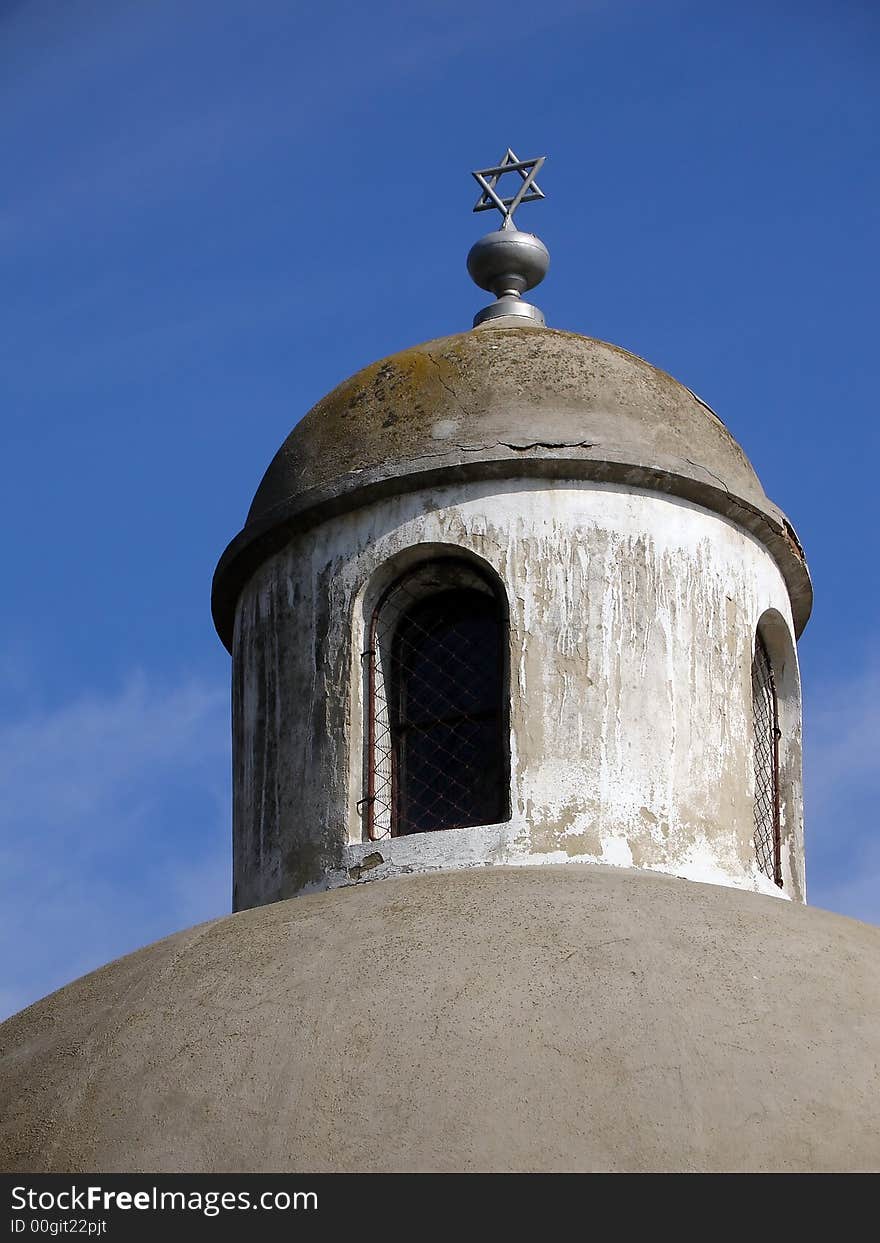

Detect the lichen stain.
xmin=280 ymin=841 xmax=338 ymax=898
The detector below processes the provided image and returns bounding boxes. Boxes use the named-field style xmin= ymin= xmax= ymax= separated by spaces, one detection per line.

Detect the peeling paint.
xmin=231 ymin=477 xmax=805 ymax=911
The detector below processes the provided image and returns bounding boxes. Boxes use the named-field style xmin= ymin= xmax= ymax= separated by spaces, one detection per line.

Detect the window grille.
xmin=752 ymin=633 xmax=782 ymax=887
xmin=363 ymin=561 xmax=508 ymax=839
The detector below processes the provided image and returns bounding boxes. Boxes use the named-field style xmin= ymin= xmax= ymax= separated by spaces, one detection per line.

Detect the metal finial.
xmin=468 ymin=149 xmax=550 ymax=329
xmin=471 ymin=148 xmax=546 ymax=230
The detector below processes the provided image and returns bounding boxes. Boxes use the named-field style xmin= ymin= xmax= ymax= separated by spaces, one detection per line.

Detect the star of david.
xmin=472 ymin=149 xmax=546 ymax=224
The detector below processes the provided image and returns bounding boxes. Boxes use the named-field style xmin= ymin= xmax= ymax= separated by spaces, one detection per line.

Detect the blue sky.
xmin=1 ymin=0 xmax=877 ymax=1018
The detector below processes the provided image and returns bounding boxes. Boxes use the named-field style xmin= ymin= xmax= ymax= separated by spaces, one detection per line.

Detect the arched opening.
xmin=752 ymin=630 xmax=782 ymax=887
xmin=364 ymin=558 xmax=509 ymax=839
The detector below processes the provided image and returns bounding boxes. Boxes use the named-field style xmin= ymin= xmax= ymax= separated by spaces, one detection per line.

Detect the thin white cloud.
xmin=804 ymin=661 xmax=880 ymax=924
xmin=3 ymin=652 xmax=873 ymax=1023
xmin=0 ymin=674 xmax=230 ymax=1020
xmin=812 ymin=845 xmax=880 ymax=929
xmin=0 ymin=0 xmax=607 ymax=251
xmin=0 ymin=0 xmax=872 ymax=1059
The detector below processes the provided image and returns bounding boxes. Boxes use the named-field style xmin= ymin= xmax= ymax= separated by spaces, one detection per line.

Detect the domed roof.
xmin=2 ymin=864 xmax=878 ymax=1172
xmin=212 ymin=326 xmax=811 ymax=650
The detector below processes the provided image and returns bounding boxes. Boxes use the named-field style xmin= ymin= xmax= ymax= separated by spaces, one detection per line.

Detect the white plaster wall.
xmin=232 ymin=478 xmax=804 ymax=909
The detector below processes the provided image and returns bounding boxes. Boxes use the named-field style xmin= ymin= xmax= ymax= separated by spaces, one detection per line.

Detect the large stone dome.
xmin=212 ymin=326 xmax=811 ymax=650
xmin=2 ymin=865 xmax=878 ymax=1173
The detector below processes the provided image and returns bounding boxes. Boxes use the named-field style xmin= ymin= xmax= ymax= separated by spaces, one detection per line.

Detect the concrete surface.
xmin=212 ymin=326 xmax=811 ymax=650
xmin=2 ymin=864 xmax=878 ymax=1173
xmin=231 ymin=481 xmax=804 ymax=908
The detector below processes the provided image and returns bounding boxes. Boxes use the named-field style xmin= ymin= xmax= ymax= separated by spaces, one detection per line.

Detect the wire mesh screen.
xmin=752 ymin=634 xmax=782 ymax=886
xmin=364 ymin=565 xmax=507 ymax=839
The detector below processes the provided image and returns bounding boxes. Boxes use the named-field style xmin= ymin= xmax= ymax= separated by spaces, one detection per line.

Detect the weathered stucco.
xmin=3 ymin=865 xmax=878 ymax=1173
xmin=212 ymin=327 xmax=811 ymax=649
xmin=232 ymin=479 xmax=804 ymax=911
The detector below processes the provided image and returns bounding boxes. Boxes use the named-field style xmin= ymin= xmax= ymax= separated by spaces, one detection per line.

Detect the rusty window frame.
xmin=752 ymin=632 xmax=783 ymax=887
xmin=362 ymin=559 xmax=509 ymax=840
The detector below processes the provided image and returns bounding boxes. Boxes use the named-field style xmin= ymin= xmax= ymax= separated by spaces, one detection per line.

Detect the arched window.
xmin=752 ymin=631 xmax=782 ymax=887
xmin=364 ymin=559 xmax=509 ymax=839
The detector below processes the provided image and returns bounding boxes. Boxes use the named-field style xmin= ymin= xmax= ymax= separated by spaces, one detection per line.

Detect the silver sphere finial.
xmin=468 ymin=149 xmax=550 ymax=328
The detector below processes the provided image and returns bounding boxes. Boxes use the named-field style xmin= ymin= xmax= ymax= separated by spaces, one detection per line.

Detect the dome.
xmin=212 ymin=326 xmax=811 ymax=651
xmin=2 ymin=865 xmax=878 ymax=1173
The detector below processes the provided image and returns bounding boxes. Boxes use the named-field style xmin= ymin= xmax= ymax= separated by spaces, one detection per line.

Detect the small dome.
xmin=212 ymin=326 xmax=811 ymax=649
xmin=2 ymin=866 xmax=878 ymax=1172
